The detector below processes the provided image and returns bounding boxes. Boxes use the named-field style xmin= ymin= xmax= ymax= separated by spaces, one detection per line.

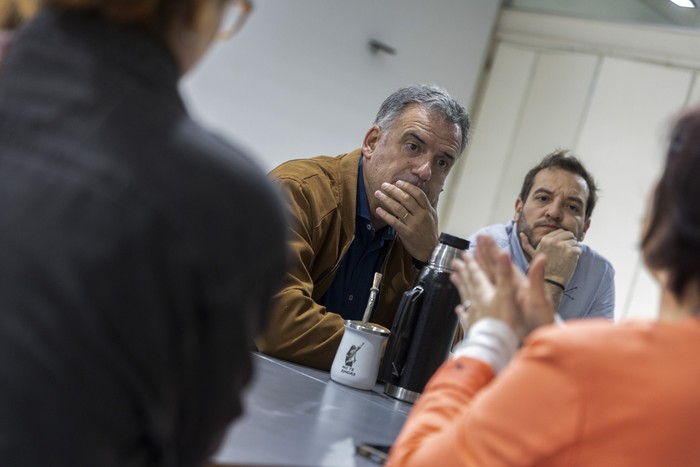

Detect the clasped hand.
xmin=450 ymin=235 xmax=555 ymax=344
xmin=374 ymin=180 xmax=438 ymax=263
xmin=520 ymin=229 xmax=581 ymax=286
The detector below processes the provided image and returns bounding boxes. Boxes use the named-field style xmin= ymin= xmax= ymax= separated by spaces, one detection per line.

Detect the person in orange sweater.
xmin=387 ymin=105 xmax=700 ymax=466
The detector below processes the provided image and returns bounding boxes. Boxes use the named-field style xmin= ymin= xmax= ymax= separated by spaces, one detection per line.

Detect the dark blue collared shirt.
xmin=319 ymin=159 xmax=395 ymax=321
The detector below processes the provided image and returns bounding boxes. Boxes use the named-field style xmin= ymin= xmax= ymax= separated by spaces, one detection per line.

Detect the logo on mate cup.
xmin=341 ymin=342 xmax=364 ymax=376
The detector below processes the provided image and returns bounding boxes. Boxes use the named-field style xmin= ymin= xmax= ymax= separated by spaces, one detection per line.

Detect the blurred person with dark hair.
xmin=388 ymin=106 xmax=700 ymax=466
xmin=467 ymin=149 xmax=614 ymax=321
xmin=0 ymin=1 xmax=288 ymax=466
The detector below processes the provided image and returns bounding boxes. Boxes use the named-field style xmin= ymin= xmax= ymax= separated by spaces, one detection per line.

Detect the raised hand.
xmin=515 ymin=253 xmax=556 ymax=337
xmin=451 ymin=235 xmax=555 ymax=342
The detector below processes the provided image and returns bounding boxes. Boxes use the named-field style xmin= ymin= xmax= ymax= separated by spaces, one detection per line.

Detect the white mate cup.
xmin=330 ymin=320 xmax=390 ymax=390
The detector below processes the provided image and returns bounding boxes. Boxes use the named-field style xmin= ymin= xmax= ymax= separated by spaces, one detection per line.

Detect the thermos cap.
xmin=438 ymin=232 xmax=470 ymax=250
xmin=430 ymin=232 xmax=470 ymax=270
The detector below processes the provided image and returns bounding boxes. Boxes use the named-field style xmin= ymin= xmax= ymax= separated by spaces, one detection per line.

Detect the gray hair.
xmin=373 ymin=84 xmax=470 ymax=154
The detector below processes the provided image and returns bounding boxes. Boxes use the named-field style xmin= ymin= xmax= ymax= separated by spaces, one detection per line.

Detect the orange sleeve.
xmin=388 ymin=336 xmax=582 ymax=466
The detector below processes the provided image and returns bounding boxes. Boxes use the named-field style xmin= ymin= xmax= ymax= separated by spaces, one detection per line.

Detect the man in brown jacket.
xmin=258 ymin=84 xmax=470 ymax=370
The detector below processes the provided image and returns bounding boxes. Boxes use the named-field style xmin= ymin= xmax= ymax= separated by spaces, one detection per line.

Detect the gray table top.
xmin=211 ymin=352 xmax=412 ymax=466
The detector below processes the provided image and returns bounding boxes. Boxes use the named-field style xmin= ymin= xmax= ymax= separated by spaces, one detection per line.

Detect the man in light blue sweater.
xmin=469 ymin=150 xmax=615 ymax=320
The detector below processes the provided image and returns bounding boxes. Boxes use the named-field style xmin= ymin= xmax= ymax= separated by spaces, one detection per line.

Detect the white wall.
xmin=182 ymin=0 xmax=502 ymax=172
xmin=442 ymin=9 xmax=700 ymax=320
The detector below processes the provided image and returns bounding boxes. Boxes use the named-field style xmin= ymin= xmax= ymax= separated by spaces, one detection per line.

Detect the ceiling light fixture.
xmin=669 ymin=0 xmax=696 ymax=8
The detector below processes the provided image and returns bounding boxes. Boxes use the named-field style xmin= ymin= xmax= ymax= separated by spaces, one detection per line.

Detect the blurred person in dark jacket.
xmin=0 ymin=0 xmax=288 ymax=466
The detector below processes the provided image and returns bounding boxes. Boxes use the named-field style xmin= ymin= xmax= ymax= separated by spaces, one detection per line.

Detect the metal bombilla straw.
xmin=361 ymin=272 xmax=383 ymax=324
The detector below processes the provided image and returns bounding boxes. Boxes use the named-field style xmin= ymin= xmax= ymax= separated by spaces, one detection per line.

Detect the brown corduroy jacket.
xmin=257 ymin=149 xmax=418 ymax=370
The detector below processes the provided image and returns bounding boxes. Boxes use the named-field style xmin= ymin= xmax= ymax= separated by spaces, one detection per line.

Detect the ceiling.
xmin=504 ymin=0 xmax=700 ymax=30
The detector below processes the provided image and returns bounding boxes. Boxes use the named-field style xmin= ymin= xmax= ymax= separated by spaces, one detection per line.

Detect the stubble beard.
xmin=516 ymin=211 xmax=583 ymax=250
xmin=516 ymin=211 xmax=539 ymax=250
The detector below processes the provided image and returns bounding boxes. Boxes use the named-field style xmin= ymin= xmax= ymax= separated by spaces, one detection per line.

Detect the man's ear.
xmin=361 ymin=125 xmax=381 ymax=159
xmin=513 ymin=198 xmax=524 ymax=222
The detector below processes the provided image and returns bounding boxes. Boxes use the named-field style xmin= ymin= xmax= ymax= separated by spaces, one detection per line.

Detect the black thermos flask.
xmin=379 ymin=232 xmax=469 ymax=403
